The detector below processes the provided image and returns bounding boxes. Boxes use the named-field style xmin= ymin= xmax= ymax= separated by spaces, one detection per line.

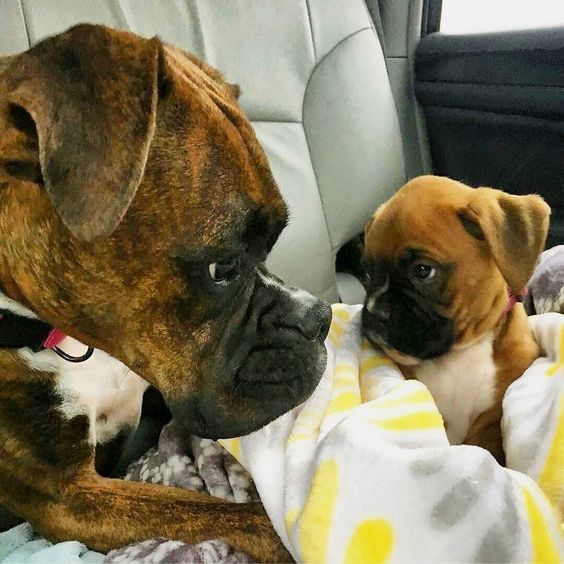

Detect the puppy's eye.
xmin=208 ymin=256 xmax=240 ymax=284
xmin=412 ymin=263 xmax=436 ymax=281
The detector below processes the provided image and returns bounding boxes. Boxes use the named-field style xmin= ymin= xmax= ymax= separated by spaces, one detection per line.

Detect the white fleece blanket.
xmin=220 ymin=305 xmax=564 ymax=563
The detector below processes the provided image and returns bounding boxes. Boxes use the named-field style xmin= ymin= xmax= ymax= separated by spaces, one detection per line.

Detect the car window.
xmin=441 ymin=0 xmax=564 ymax=34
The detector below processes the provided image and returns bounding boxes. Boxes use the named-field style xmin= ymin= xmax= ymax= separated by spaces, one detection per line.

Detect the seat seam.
xmin=302 ymin=27 xmax=372 ymax=120
xmin=110 ymin=0 xmax=130 ymax=30
xmin=301 ymin=27 xmax=372 ymax=251
xmin=304 ymin=0 xmax=316 ymax=61
xmin=19 ymin=0 xmax=31 ymax=47
xmin=192 ymin=1 xmax=208 ymax=62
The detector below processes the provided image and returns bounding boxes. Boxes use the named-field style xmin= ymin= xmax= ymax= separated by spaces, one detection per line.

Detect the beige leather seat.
xmin=0 ymin=0 xmax=408 ymax=303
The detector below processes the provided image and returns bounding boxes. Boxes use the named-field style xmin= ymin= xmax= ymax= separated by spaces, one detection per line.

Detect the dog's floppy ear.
xmin=459 ymin=188 xmax=550 ymax=292
xmin=5 ymin=24 xmax=161 ymax=241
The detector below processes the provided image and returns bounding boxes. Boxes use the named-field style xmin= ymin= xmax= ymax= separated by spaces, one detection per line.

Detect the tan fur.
xmin=364 ymin=175 xmax=549 ymax=464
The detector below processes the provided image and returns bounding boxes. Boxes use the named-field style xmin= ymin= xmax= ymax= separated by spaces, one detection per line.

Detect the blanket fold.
xmin=219 ymin=305 xmax=564 ymax=563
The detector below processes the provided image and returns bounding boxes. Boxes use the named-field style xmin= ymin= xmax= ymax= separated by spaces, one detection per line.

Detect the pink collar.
xmin=0 ymin=311 xmax=67 ymax=350
xmin=0 ymin=311 xmax=92 ymax=362
xmin=501 ymin=288 xmax=528 ymax=318
xmin=43 ymin=328 xmax=67 ymax=349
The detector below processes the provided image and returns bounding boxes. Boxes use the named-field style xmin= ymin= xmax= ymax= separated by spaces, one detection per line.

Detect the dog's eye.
xmin=412 ymin=263 xmax=436 ymax=281
xmin=208 ymin=256 xmax=240 ymax=284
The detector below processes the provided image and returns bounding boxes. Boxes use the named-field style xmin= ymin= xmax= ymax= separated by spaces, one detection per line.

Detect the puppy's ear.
xmin=459 ymin=188 xmax=550 ymax=292
xmin=4 ymin=24 xmax=161 ymax=241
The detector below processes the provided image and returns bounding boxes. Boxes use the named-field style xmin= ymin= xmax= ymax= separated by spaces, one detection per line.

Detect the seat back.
xmin=1 ymin=0 xmax=406 ymax=301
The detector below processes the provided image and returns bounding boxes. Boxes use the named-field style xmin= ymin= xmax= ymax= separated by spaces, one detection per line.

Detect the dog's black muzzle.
xmin=170 ymin=270 xmax=332 ymax=439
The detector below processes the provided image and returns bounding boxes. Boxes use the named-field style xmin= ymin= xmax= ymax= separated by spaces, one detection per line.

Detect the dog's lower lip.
xmin=235 ymin=364 xmax=300 ymax=385
xmin=234 ymin=344 xmax=297 ymax=378
xmin=233 ymin=374 xmax=306 ymax=403
xmin=237 ymin=374 xmax=300 ymax=386
xmin=249 ymin=344 xmax=294 ymax=353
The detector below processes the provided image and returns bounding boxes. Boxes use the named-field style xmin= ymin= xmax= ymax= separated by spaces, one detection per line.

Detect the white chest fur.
xmin=19 ymin=338 xmax=149 ymax=446
xmin=413 ymin=333 xmax=497 ymax=444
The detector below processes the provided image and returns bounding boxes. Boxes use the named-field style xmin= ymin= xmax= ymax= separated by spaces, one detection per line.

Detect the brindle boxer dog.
xmin=0 ymin=24 xmax=331 ymax=561
xmin=362 ymin=175 xmax=550 ymax=464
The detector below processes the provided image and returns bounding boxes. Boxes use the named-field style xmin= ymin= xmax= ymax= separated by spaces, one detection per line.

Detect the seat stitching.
xmin=301 ymin=27 xmax=372 ymax=251
xmin=18 ymin=0 xmax=31 ymax=47
xmin=192 ymin=1 xmax=208 ymax=62
xmin=304 ymin=0 xmax=316 ymax=61
xmin=109 ymin=0 xmax=130 ymax=30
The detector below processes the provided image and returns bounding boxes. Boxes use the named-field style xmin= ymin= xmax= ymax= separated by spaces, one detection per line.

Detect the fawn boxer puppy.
xmin=0 ymin=24 xmax=332 ymax=561
xmin=362 ymin=175 xmax=550 ymax=464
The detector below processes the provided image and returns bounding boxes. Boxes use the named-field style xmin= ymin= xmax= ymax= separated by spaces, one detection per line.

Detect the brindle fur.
xmin=0 ymin=24 xmax=334 ymax=561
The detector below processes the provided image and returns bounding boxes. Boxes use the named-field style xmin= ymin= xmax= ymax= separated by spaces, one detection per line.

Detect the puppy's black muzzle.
xmin=362 ymin=279 xmax=455 ymax=361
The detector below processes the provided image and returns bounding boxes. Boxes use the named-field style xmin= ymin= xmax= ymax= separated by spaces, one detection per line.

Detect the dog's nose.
xmin=292 ymin=297 xmax=332 ymax=341
xmin=261 ymin=286 xmax=332 ymax=341
xmin=256 ymin=269 xmax=332 ymax=341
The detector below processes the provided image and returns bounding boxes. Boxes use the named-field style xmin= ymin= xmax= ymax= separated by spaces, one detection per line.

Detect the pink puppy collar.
xmin=501 ymin=288 xmax=528 ymax=318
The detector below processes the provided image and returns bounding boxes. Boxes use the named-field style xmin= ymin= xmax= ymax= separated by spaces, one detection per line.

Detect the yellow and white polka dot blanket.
xmin=221 ymin=305 xmax=564 ymax=563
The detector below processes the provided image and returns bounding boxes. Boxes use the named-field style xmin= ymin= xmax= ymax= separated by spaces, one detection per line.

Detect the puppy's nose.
xmin=366 ymin=294 xmax=390 ymax=323
xmin=371 ymin=307 xmax=390 ymax=323
xmin=285 ymin=292 xmax=332 ymax=341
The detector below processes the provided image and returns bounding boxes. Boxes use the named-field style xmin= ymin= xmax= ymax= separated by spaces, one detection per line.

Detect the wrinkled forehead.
xmin=163 ymin=45 xmax=232 ymax=101
xmin=165 ymin=45 xmax=285 ymax=194
xmin=138 ymin=46 xmax=288 ymax=254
